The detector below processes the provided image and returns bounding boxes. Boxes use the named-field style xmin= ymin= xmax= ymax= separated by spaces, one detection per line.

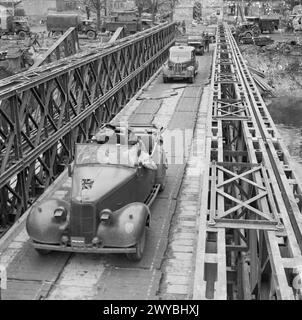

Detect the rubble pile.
xmin=240 ymin=42 xmax=302 ymax=98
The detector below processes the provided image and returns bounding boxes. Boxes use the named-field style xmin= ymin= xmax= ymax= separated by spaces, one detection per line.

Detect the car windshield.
xmin=169 ymin=50 xmax=191 ymax=63
xmin=75 ymin=143 xmax=138 ymax=168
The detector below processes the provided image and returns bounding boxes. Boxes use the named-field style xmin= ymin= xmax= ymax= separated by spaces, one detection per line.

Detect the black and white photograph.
xmin=0 ymin=0 xmax=302 ymax=308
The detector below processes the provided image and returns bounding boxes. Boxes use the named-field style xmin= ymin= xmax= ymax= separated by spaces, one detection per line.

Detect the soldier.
xmin=204 ymin=32 xmax=210 ymax=52
xmin=182 ymin=20 xmax=186 ymax=34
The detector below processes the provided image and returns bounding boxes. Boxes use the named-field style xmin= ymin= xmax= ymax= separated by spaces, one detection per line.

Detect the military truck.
xmin=0 ymin=13 xmax=30 ymax=39
xmin=187 ymin=35 xmax=204 ymax=55
xmin=245 ymin=16 xmax=280 ymax=34
xmin=235 ymin=22 xmax=261 ymax=38
xmin=103 ymin=10 xmax=152 ymax=35
xmin=46 ymin=13 xmax=97 ymax=39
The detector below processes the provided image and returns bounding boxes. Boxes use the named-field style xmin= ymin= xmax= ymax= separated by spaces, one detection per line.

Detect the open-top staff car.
xmin=26 ymin=124 xmax=167 ymax=261
xmin=163 ymin=45 xmax=199 ymax=83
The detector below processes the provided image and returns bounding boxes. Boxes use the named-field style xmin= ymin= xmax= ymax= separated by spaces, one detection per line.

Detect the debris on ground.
xmin=0 ymin=24 xmax=111 ymax=79
xmin=240 ymin=41 xmax=302 ymax=98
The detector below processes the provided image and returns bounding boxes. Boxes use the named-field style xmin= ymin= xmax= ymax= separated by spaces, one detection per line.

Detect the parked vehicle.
xmin=236 ymin=22 xmax=261 ymax=38
xmin=46 ymin=13 xmax=97 ymax=39
xmin=163 ymin=46 xmax=199 ymax=83
xmin=245 ymin=16 xmax=280 ymax=34
xmin=293 ymin=15 xmax=302 ymax=31
xmin=103 ymin=10 xmax=153 ymax=35
xmin=104 ymin=20 xmax=142 ymax=34
xmin=26 ymin=124 xmax=167 ymax=261
xmin=0 ymin=14 xmax=30 ymax=39
xmin=187 ymin=35 xmax=204 ymax=55
xmin=204 ymin=25 xmax=216 ymax=43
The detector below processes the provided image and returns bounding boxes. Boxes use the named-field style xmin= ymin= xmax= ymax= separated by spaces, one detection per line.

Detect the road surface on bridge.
xmin=0 ymin=48 xmax=213 ymax=300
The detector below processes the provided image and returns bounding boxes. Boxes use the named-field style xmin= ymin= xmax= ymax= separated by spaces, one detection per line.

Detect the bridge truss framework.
xmin=193 ymin=23 xmax=302 ymax=300
xmin=0 ymin=23 xmax=176 ymax=230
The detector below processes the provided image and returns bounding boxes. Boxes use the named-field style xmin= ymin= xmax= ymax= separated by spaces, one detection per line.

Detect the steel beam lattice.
xmin=31 ymin=27 xmax=80 ymax=69
xmin=0 ymin=23 xmax=176 ymax=230
xmin=193 ymin=23 xmax=302 ymax=300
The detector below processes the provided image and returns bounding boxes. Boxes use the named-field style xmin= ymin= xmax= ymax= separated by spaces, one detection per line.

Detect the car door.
xmin=134 ymin=138 xmax=156 ymax=203
xmin=193 ymin=50 xmax=198 ymax=73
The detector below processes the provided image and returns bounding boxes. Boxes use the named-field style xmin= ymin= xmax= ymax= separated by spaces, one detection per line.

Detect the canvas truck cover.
xmin=46 ymin=13 xmax=80 ymax=31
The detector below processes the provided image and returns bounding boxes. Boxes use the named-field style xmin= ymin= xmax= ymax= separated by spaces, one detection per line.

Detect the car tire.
xmin=87 ymin=30 xmax=96 ymax=39
xmin=18 ymin=31 xmax=26 ymax=39
xmin=188 ymin=76 xmax=194 ymax=84
xmin=126 ymin=227 xmax=146 ymax=262
xmin=35 ymin=248 xmax=51 ymax=255
xmin=163 ymin=76 xmax=168 ymax=83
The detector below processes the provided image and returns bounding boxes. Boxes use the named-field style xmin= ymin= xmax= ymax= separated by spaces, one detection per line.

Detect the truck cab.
xmin=79 ymin=19 xmax=97 ymax=39
xmin=187 ymin=35 xmax=204 ymax=55
xmin=163 ymin=46 xmax=199 ymax=83
xmin=46 ymin=14 xmax=97 ymax=39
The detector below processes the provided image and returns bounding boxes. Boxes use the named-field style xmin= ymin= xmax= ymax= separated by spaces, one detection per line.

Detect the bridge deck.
xmin=0 ymin=52 xmax=213 ymax=300
xmin=1 ymin=22 xmax=302 ymax=300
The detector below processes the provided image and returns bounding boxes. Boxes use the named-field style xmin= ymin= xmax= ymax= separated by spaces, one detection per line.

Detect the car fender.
xmin=97 ymin=202 xmax=150 ymax=248
xmin=162 ymin=65 xmax=169 ymax=76
xmin=26 ymin=199 xmax=70 ymax=244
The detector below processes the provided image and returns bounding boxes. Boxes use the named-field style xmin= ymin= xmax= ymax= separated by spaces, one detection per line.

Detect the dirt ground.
xmin=0 ymin=24 xmax=110 ymax=79
xmin=240 ymin=40 xmax=302 ymax=98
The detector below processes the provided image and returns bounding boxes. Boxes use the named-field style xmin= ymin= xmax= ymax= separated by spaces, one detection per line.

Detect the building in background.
xmin=22 ymin=0 xmax=56 ymax=16
xmin=109 ymin=0 xmax=136 ymax=11
xmin=56 ymin=0 xmax=78 ymax=11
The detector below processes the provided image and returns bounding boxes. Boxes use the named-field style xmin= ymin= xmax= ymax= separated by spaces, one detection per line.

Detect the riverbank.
xmin=240 ymin=42 xmax=302 ymax=98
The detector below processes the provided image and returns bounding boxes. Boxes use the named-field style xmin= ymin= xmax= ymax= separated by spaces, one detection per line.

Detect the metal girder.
xmin=31 ymin=27 xmax=80 ymax=69
xmin=0 ymin=22 xmax=176 ymax=229
xmin=109 ymin=27 xmax=126 ymax=43
xmin=193 ymin=23 xmax=302 ymax=300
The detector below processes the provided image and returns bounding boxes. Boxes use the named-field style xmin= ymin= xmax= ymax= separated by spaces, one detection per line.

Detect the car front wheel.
xmin=87 ymin=30 xmax=96 ymax=39
xmin=126 ymin=227 xmax=146 ymax=261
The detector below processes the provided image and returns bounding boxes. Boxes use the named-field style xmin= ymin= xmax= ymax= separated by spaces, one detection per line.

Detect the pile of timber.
xmin=248 ymin=65 xmax=276 ymax=97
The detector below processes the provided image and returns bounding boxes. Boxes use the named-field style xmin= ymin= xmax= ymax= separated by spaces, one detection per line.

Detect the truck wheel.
xmin=87 ymin=30 xmax=96 ymax=40
xmin=126 ymin=227 xmax=146 ymax=262
xmin=54 ymin=31 xmax=62 ymax=37
xmin=18 ymin=31 xmax=26 ymax=39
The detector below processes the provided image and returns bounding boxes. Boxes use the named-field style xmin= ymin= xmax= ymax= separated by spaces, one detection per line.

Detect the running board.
xmin=145 ymin=184 xmax=161 ymax=207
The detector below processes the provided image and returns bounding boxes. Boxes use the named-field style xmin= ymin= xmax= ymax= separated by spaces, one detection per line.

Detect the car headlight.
xmin=187 ymin=66 xmax=194 ymax=71
xmin=54 ymin=206 xmax=67 ymax=222
xmin=99 ymin=209 xmax=112 ymax=224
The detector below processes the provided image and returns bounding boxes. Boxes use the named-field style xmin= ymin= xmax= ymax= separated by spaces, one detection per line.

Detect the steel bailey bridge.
xmin=0 ymin=22 xmax=302 ymax=300
xmin=0 ymin=23 xmax=176 ymax=228
xmin=193 ymin=23 xmax=302 ymax=300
